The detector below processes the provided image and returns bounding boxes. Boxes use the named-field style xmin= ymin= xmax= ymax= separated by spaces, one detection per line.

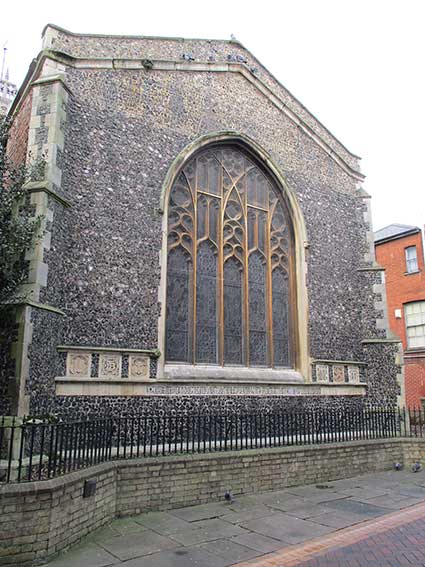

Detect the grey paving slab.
xmin=46 ymin=543 xmax=119 ymax=567
xmin=168 ymin=518 xmax=248 ymax=546
xmin=88 ymin=525 xmax=123 ymax=543
xmin=330 ymin=478 xmax=362 ymax=489
xmin=324 ymin=497 xmax=391 ymax=517
xmin=134 ymin=511 xmax=192 ymax=535
xmin=394 ymin=485 xmax=425 ymax=498
xmin=255 ymin=489 xmax=294 ymax=501
xmin=240 ymin=513 xmax=334 ymax=544
xmin=335 ymin=487 xmax=390 ymax=499
xmin=301 ymin=492 xmax=350 ymax=505
xmin=169 ymin=502 xmax=230 ymax=522
xmin=284 ymin=503 xmax=334 ymax=520
xmin=361 ymin=494 xmax=424 ymax=510
xmin=118 ymin=547 xmax=230 ymax=567
xmin=309 ymin=510 xmax=369 ymax=529
xmin=226 ymin=494 xmax=267 ymax=511
xmin=410 ymin=472 xmax=425 ymax=486
xmin=109 ymin=517 xmax=149 ymax=536
xmin=98 ymin=530 xmax=179 ymax=561
xmin=198 ymin=539 xmax=262 ymax=563
xmin=285 ymin=485 xmax=339 ymax=498
xmin=259 ymin=493 xmax=307 ymax=511
xmin=230 ymin=532 xmax=286 ymax=554
xmin=221 ymin=504 xmax=276 ymax=524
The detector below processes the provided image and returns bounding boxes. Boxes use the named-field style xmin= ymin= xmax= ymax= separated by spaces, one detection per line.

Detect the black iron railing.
xmin=0 ymin=407 xmax=418 ymax=483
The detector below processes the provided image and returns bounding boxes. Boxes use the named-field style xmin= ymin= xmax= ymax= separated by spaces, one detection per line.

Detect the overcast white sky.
xmin=1 ymin=0 xmax=424 ymax=234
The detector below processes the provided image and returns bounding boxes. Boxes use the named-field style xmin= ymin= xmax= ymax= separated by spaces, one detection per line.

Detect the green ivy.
xmin=0 ymin=118 xmax=43 ymax=311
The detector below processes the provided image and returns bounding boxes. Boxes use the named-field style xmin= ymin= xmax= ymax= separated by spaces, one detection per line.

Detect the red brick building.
xmin=375 ymin=224 xmax=425 ymax=407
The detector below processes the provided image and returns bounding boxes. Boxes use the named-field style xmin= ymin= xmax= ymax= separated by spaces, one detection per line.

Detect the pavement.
xmin=46 ymin=467 xmax=425 ymax=567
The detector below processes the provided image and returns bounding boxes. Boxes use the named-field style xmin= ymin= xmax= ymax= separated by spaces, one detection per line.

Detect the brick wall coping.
xmin=0 ymin=437 xmax=415 ymax=496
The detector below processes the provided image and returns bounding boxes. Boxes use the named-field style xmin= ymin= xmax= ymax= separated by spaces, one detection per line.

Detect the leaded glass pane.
xmin=248 ymin=209 xmax=256 ymax=250
xmin=247 ymin=167 xmax=268 ymax=208
xmin=196 ymin=242 xmax=218 ymax=363
xmin=208 ymin=198 xmax=219 ymax=244
xmin=197 ymin=155 xmax=209 ymax=193
xmin=249 ymin=252 xmax=267 ymax=366
xmin=221 ymin=148 xmax=245 ymax=182
xmin=196 ymin=152 xmax=221 ymax=195
xmin=166 ymin=144 xmax=295 ymax=370
xmin=257 ymin=210 xmax=267 ymax=254
xmin=166 ymin=247 xmax=192 ymax=362
xmin=272 ymin=268 xmax=290 ymax=366
xmin=197 ymin=194 xmax=208 ymax=240
xmin=170 ymin=174 xmax=192 ymax=208
xmin=224 ymin=258 xmax=244 ymax=365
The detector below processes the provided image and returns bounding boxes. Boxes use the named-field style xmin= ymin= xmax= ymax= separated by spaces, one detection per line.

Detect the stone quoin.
xmin=1 ymin=24 xmax=404 ymax=418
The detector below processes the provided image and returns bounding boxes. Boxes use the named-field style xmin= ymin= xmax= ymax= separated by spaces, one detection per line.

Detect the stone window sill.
xmin=161 ymin=364 xmax=304 ymax=383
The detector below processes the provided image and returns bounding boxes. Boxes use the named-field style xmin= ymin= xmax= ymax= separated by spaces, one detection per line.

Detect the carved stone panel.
xmin=348 ymin=366 xmax=360 ymax=384
xmin=316 ymin=364 xmax=329 ymax=383
xmin=129 ymin=355 xmax=150 ymax=380
xmin=67 ymin=352 xmax=91 ymax=378
xmin=332 ymin=365 xmax=345 ymax=384
xmin=99 ymin=353 xmax=122 ymax=379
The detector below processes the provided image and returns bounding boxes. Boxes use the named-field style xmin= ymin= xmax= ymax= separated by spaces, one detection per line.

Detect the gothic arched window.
xmin=165 ymin=145 xmax=295 ymax=368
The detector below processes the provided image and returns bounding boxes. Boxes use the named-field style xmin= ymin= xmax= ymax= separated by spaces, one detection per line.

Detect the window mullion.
xmin=266 ymin=200 xmax=274 ymax=367
xmin=218 ymin=157 xmax=224 ymax=366
xmin=243 ymin=163 xmax=250 ymax=366
xmin=192 ymin=159 xmax=198 ymax=365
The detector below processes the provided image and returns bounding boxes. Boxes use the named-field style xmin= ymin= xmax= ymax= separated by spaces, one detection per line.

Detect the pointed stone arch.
xmin=157 ymin=132 xmax=310 ymax=382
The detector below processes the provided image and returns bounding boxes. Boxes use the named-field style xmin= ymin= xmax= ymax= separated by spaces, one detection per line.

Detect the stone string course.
xmin=0 ymin=438 xmax=424 ymax=566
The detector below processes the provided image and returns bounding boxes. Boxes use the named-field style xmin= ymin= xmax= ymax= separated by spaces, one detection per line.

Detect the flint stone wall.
xmin=2 ymin=26 xmax=401 ymax=415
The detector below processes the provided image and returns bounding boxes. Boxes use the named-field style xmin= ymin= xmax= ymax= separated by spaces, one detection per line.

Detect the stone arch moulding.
xmin=157 ymin=131 xmax=311 ymax=384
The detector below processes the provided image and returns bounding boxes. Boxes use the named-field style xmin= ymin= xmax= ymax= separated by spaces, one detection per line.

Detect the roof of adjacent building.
xmin=374 ymin=224 xmax=421 ymax=244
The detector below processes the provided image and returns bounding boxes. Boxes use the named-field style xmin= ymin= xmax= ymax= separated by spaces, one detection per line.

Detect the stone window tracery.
xmin=165 ymin=144 xmax=295 ymax=368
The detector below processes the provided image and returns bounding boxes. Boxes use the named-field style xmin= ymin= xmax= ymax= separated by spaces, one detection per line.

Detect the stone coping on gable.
xmin=10 ymin=47 xmax=363 ymax=184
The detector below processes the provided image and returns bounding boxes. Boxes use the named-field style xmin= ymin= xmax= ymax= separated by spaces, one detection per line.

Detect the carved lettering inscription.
xmin=67 ymin=352 xmax=91 ymax=378
xmin=129 ymin=355 xmax=149 ymax=380
xmin=316 ymin=364 xmax=329 ymax=383
xmin=147 ymin=384 xmax=323 ymax=397
xmin=99 ymin=354 xmax=122 ymax=378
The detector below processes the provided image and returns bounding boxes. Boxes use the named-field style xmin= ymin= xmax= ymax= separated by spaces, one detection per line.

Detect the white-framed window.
xmin=405 ymin=246 xmax=418 ymax=273
xmin=405 ymin=301 xmax=425 ymax=349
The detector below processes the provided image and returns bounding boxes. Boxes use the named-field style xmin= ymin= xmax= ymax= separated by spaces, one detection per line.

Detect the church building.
xmin=1 ymin=24 xmax=404 ymax=418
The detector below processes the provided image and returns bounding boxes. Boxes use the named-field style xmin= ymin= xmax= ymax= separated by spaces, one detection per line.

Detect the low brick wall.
xmin=1 ymin=438 xmax=425 ymax=566
xmin=0 ymin=466 xmax=116 ymax=567
xmin=116 ymin=438 xmax=424 ymax=516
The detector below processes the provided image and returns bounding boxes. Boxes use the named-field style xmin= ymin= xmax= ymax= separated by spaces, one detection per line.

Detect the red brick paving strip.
xmin=234 ymin=501 xmax=425 ymax=567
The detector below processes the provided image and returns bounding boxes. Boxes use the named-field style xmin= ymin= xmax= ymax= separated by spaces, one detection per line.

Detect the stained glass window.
xmin=165 ymin=145 xmax=295 ymax=368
